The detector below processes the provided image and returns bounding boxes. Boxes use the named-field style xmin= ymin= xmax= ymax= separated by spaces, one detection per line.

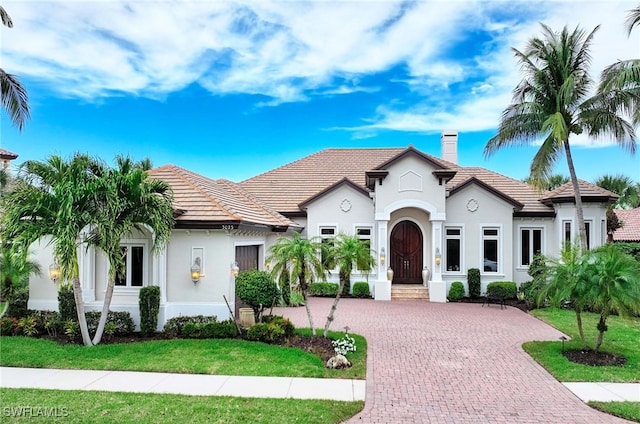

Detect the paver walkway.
xmin=274 ymin=298 xmax=633 ymax=424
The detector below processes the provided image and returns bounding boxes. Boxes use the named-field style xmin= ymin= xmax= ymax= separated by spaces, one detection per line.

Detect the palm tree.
xmin=0 ymin=243 xmax=41 ymax=304
xmin=322 ymin=233 xmax=375 ymax=337
xmin=537 ymin=243 xmax=591 ymax=349
xmin=267 ymin=232 xmax=327 ymax=336
xmin=1 ymin=154 xmax=105 ymax=345
xmin=583 ymin=243 xmax=640 ymax=353
xmin=0 ymin=5 xmax=29 ymax=131
xmin=87 ymin=156 xmax=174 ymax=345
xmin=484 ymin=24 xmax=636 ymax=252
xmin=523 ymin=174 xmax=569 ymax=191
xmin=593 ymin=174 xmax=640 ymax=209
xmin=599 ymin=5 xmax=640 ymax=127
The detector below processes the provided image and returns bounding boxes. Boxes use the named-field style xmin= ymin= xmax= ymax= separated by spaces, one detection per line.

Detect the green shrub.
xmin=8 ymin=285 xmax=29 ymax=319
xmin=162 ymin=315 xmax=217 ymax=338
xmin=0 ymin=317 xmax=16 ymax=335
xmin=85 ymin=311 xmax=134 ymax=336
xmin=486 ymin=281 xmax=517 ymax=299
xmin=467 ymin=268 xmax=481 ymax=299
xmin=262 ymin=315 xmax=295 ymax=338
xmin=58 ymin=284 xmax=77 ymax=322
xmin=17 ymin=316 xmax=39 ymax=336
xmin=288 ymin=289 xmax=305 ymax=306
xmin=235 ymin=270 xmax=280 ymax=322
xmin=246 ymin=322 xmax=285 ymax=344
xmin=308 ymin=282 xmax=339 ymax=297
xmin=352 ymin=282 xmax=371 ymax=298
xmin=63 ymin=319 xmax=78 ymax=340
xmin=139 ymin=286 xmax=161 ymax=336
xmin=448 ymin=281 xmax=465 ymax=301
xmin=181 ymin=320 xmax=238 ymax=339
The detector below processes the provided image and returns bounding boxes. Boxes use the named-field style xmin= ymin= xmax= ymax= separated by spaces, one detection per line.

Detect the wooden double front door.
xmin=390 ymin=220 xmax=423 ymax=284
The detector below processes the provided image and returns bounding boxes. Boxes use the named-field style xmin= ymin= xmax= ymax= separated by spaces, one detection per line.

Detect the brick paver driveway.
xmin=274 ymin=298 xmax=630 ymax=423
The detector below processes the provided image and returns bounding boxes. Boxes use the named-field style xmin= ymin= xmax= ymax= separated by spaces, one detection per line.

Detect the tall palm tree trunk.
xmin=72 ymin=277 xmax=93 ymax=346
xmin=574 ymin=308 xmax=588 ymax=350
xmin=92 ymin=279 xmax=115 ymax=345
xmin=323 ymin=274 xmax=347 ymax=337
xmin=564 ymin=141 xmax=588 ymax=251
xmin=299 ymin=267 xmax=316 ymax=336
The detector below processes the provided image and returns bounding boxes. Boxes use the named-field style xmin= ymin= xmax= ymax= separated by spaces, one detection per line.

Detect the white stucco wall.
xmin=444 ymin=184 xmax=515 ymax=295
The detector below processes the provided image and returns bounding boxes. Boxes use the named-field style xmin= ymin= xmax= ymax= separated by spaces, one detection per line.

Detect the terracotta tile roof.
xmin=240 ymin=147 xmax=556 ymax=215
xmin=0 ymin=148 xmax=18 ymax=160
xmin=613 ymin=208 xmax=640 ymax=241
xmin=540 ymin=180 xmax=619 ymax=205
xmin=149 ymin=164 xmax=297 ymax=229
xmin=240 ymin=148 xmax=406 ymax=214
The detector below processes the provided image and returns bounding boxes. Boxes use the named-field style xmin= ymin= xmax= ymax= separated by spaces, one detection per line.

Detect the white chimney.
xmin=441 ymin=130 xmax=458 ymax=164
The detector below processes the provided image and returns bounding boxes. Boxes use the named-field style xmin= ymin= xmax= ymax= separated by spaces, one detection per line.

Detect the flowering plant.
xmin=332 ymin=327 xmax=356 ymax=356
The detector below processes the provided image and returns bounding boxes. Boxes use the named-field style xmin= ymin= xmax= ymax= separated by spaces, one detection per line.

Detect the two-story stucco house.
xmin=26 ymin=131 xmax=617 ymax=327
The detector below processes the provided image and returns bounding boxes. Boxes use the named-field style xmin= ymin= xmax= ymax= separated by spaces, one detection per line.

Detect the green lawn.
xmin=589 ymin=401 xmax=640 ymax=423
xmin=0 ymin=388 xmax=364 ymax=424
xmin=0 ymin=331 xmax=366 ymax=379
xmin=524 ymin=309 xmax=639 ymax=382
xmin=524 ymin=308 xmax=640 ymax=423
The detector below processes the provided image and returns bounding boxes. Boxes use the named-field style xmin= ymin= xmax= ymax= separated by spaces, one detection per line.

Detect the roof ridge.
xmin=162 ymin=165 xmax=243 ymax=221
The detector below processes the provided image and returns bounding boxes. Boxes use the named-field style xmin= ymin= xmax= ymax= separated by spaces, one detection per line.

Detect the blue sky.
xmin=1 ymin=0 xmax=639 ymax=183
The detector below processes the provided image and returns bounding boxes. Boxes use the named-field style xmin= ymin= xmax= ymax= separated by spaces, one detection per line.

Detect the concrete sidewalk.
xmin=563 ymin=382 xmax=640 ymax=403
xmin=0 ymin=367 xmax=365 ymax=401
xmin=1 ymin=367 xmax=638 ymax=404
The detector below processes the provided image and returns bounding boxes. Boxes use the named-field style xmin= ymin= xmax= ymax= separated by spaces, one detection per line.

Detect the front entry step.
xmin=391 ymin=284 xmax=430 ymax=301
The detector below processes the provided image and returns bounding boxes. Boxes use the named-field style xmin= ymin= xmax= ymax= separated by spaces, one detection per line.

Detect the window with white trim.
xmin=520 ymin=228 xmax=542 ymax=266
xmin=444 ymin=227 xmax=462 ymax=272
xmin=482 ymin=227 xmax=499 ymax=273
xmin=563 ymin=220 xmax=572 ymax=245
xmin=355 ymin=227 xmax=372 ymax=271
xmin=115 ymin=244 xmax=146 ymax=287
xmin=320 ymin=227 xmax=336 ymax=268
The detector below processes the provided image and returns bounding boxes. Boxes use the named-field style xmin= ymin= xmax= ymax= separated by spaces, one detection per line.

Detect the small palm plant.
xmin=322 ymin=233 xmax=375 ymax=337
xmin=267 ymin=232 xmax=327 ymax=335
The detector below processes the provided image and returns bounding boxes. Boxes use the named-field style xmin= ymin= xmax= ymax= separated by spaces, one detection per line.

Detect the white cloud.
xmin=1 ymin=0 xmax=636 ymax=146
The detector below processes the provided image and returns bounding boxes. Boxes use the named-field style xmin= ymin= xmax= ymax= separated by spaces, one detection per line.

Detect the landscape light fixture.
xmin=559 ymin=336 xmax=568 ymax=354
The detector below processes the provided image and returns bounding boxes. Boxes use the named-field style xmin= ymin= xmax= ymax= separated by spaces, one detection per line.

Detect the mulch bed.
xmin=563 ymin=349 xmax=627 ymax=367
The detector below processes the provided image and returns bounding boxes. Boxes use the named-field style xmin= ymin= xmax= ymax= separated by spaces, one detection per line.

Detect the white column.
xmin=429 ymin=220 xmax=447 ymax=302
xmin=374 ymin=219 xmax=391 ymax=301
xmin=154 ymin=247 xmax=168 ymax=303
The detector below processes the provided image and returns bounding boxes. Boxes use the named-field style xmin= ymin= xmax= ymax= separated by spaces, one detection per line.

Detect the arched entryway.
xmin=390 ymin=220 xmax=423 ymax=284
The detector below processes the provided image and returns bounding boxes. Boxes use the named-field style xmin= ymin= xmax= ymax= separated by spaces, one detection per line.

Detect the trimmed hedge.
xmin=448 ymin=281 xmax=465 ymax=301
xmin=467 ymin=268 xmax=481 ymax=299
xmin=163 ymin=315 xmax=217 ymax=338
xmin=182 ymin=319 xmax=238 ymax=339
xmin=58 ymin=284 xmax=77 ymax=322
xmin=486 ymin=281 xmax=517 ymax=299
xmin=308 ymin=282 xmax=340 ymax=297
xmin=85 ymin=311 xmax=135 ymax=336
xmin=352 ymin=282 xmax=371 ymax=298
xmin=139 ymin=286 xmax=161 ymax=336
xmin=235 ymin=270 xmax=280 ymax=322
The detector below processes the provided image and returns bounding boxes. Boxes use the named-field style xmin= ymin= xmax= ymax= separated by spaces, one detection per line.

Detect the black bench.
xmin=482 ymin=294 xmax=506 ymax=310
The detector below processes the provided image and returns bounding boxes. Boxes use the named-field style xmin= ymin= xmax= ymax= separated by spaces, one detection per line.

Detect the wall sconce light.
xmin=435 ymin=248 xmax=442 ymax=266
xmin=231 ymin=261 xmax=240 ymax=277
xmin=264 ymin=260 xmax=271 ymax=271
xmin=191 ymin=258 xmax=201 ymax=284
xmin=49 ymin=262 xmax=61 ymax=284
xmin=379 ymin=247 xmax=386 ymax=266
